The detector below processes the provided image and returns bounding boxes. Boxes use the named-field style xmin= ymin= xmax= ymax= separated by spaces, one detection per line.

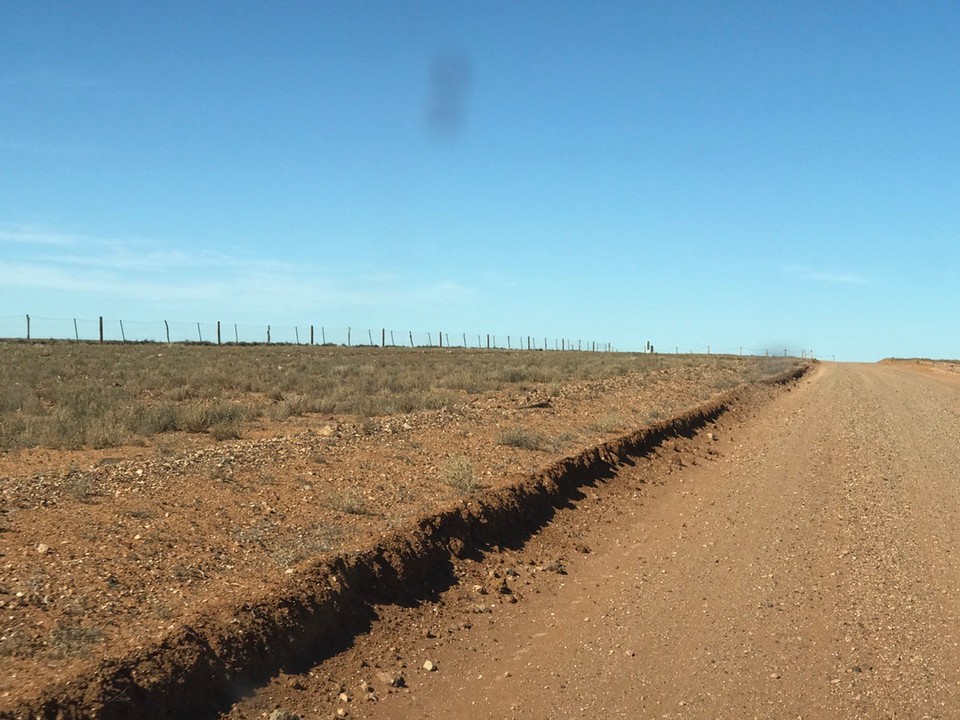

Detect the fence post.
xmin=267 ymin=325 xmax=271 ymax=344
xmin=463 ymin=333 xmax=467 ymax=348
xmin=164 ymin=320 xmax=170 ymax=344
xmin=295 ymin=326 xmax=300 ymax=344
xmin=438 ymin=331 xmax=442 ymax=348
xmin=235 ymin=323 xmax=239 ymax=343
xmin=410 ymin=331 xmax=414 ymax=347
xmin=368 ymin=329 xmax=374 ymax=345
xmin=217 ymin=321 xmax=221 ymax=345
xmin=322 ymin=326 xmax=326 ymax=344
xmin=74 ymin=318 xmax=79 ymax=341
xmin=310 ymin=325 xmax=314 ymax=345
xmin=347 ymin=327 xmax=350 ymax=346
xmin=25 ymin=314 xmax=30 ymax=340
xmin=99 ymin=316 xmax=104 ymax=343
xmin=391 ymin=330 xmax=395 ymax=346
xmin=120 ymin=319 xmax=126 ymax=342
xmin=197 ymin=322 xmax=202 ymax=343
xmin=486 ymin=334 xmax=490 ymax=349
xmin=428 ymin=332 xmax=433 ymax=346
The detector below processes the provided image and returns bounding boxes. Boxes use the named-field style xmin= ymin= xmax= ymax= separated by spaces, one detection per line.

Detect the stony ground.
xmin=224 ymin=361 xmax=960 ymax=719
xmin=0 ymin=354 xmax=785 ymax=712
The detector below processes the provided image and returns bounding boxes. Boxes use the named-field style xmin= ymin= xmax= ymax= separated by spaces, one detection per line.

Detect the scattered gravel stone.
xmin=543 ymin=561 xmax=567 ymax=575
xmin=268 ymin=710 xmax=301 ymax=720
xmin=423 ymin=660 xmax=437 ymax=672
xmin=376 ymin=671 xmax=404 ymax=687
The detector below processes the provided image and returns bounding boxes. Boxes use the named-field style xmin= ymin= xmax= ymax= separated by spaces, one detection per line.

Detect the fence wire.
xmin=0 ymin=315 xmax=616 ymax=352
xmin=1 ymin=314 xmax=814 ymax=357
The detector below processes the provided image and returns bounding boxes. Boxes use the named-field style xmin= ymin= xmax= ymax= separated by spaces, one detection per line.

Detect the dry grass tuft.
xmin=0 ymin=342 xmax=806 ymax=451
xmin=441 ymin=456 xmax=479 ymax=494
xmin=497 ymin=427 xmax=547 ymax=451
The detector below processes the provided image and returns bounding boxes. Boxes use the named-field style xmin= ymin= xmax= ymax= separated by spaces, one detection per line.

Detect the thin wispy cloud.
xmin=0 ymin=224 xmax=474 ymax=318
xmin=0 ymin=223 xmax=80 ymax=246
xmin=782 ymin=265 xmax=868 ymax=286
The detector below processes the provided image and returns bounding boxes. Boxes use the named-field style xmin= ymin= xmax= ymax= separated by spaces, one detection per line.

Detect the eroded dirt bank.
xmin=1 ymin=358 xmax=803 ymax=718
xmin=226 ymin=362 xmax=960 ymax=720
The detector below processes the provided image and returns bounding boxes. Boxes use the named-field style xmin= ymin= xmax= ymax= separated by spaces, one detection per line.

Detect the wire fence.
xmin=0 ymin=315 xmax=819 ymax=358
xmin=0 ymin=314 xmax=616 ymax=352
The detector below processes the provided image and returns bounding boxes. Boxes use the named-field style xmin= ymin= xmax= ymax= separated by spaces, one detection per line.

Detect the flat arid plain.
xmin=5 ymin=347 xmax=960 ymax=718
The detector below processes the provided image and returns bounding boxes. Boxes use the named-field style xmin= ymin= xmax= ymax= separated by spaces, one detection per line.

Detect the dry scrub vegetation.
xmin=0 ymin=341 xmax=799 ymax=451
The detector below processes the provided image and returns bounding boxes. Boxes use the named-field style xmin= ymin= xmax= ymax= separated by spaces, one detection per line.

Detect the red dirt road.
xmin=227 ymin=362 xmax=960 ymax=719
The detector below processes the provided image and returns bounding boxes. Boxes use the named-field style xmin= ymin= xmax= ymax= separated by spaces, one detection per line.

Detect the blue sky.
xmin=2 ymin=1 xmax=958 ymax=360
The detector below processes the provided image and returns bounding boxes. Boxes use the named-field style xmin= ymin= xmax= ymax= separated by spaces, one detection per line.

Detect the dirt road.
xmin=226 ymin=362 xmax=960 ymax=719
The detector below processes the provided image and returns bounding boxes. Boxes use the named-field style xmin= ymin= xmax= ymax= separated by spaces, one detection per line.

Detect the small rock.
xmin=423 ymin=628 xmax=437 ymax=639
xmin=36 ymin=543 xmax=50 ymax=555
xmin=268 ymin=710 xmax=301 ymax=720
xmin=338 ymin=692 xmax=350 ymax=702
xmin=359 ymin=680 xmax=371 ymax=693
xmin=771 ymin=673 xmax=781 ymax=679
xmin=376 ymin=671 xmax=404 ymax=687
xmin=336 ymin=709 xmax=348 ymax=718
xmin=423 ymin=660 xmax=437 ymax=672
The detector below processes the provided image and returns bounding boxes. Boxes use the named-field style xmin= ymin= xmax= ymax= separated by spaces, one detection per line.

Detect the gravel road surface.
xmin=228 ymin=362 xmax=960 ymax=719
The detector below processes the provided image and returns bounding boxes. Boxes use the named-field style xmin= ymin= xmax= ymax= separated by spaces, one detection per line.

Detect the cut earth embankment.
xmin=6 ymin=364 xmax=809 ymax=720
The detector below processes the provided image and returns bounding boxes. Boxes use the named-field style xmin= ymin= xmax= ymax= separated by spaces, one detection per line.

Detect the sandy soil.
xmin=0 ymin=356 xmax=778 ymax=715
xmin=224 ymin=361 xmax=960 ymax=719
